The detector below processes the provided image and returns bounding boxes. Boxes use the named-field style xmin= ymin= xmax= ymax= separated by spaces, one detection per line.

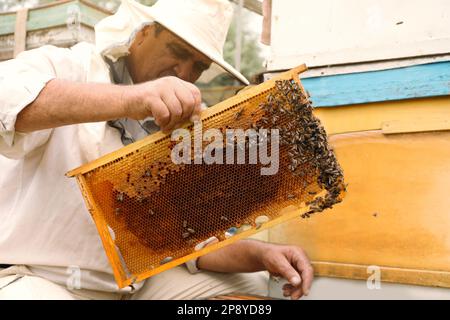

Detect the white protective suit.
xmin=0 ymin=0 xmax=268 ymax=299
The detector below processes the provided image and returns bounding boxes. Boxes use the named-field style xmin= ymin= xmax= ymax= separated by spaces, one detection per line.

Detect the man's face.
xmin=126 ymin=24 xmax=212 ymax=84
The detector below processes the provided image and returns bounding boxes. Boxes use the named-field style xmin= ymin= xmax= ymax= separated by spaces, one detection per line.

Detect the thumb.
xmin=276 ymin=257 xmax=302 ymax=286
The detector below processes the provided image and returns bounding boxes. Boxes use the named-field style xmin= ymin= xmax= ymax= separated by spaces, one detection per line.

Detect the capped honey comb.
xmin=67 ymin=65 xmax=346 ymax=288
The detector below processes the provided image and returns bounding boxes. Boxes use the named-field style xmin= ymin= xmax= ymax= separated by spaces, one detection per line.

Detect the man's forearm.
xmin=197 ymin=239 xmax=268 ymax=273
xmin=15 ymin=79 xmax=130 ymax=132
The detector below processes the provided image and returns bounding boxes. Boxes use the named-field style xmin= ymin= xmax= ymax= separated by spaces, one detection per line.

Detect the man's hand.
xmin=259 ymin=244 xmax=314 ymax=300
xmin=125 ymin=76 xmax=202 ymax=132
xmin=196 ymin=239 xmax=314 ymax=300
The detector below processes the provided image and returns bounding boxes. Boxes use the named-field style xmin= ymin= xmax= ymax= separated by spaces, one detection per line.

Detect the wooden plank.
xmin=26 ymin=0 xmax=108 ymax=31
xmin=75 ymin=175 xmax=129 ymax=288
xmin=79 ymin=1 xmax=112 ymax=27
xmin=301 ymin=61 xmax=450 ymax=107
xmin=13 ymin=8 xmax=28 ymax=57
xmin=296 ymin=54 xmax=450 ymax=79
xmin=0 ymin=0 xmax=110 ymax=36
xmin=25 ymin=24 xmax=95 ymax=49
xmin=313 ymin=96 xmax=450 ymax=136
xmin=312 ymin=261 xmax=450 ymax=288
xmin=1 ymin=25 xmax=95 ymax=62
xmin=382 ymin=118 xmax=450 ymax=134
xmin=0 ymin=12 xmax=16 ymax=35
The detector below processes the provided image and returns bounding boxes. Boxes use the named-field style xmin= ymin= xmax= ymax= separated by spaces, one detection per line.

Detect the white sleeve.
xmin=0 ymin=44 xmax=89 ymax=159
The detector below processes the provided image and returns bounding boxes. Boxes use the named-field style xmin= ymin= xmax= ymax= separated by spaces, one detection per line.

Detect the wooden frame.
xmin=67 ymin=65 xmax=342 ymax=288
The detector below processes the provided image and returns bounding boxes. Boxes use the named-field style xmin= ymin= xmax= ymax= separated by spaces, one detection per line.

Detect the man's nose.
xmin=174 ymin=61 xmax=195 ymax=83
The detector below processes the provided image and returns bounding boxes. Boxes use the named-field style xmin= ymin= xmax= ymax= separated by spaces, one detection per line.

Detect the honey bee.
xmin=182 ymin=232 xmax=190 ymax=239
xmin=234 ymin=107 xmax=244 ymax=120
xmin=160 ymin=257 xmax=173 ymax=265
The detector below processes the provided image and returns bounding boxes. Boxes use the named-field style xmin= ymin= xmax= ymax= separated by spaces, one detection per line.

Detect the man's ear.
xmin=141 ymin=24 xmax=151 ymax=37
xmin=136 ymin=25 xmax=154 ymax=46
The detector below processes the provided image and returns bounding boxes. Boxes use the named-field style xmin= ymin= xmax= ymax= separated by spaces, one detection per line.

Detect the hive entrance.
xmin=67 ymin=65 xmax=346 ymax=288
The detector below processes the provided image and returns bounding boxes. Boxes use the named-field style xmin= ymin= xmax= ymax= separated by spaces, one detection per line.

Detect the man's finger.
xmin=183 ymin=81 xmax=202 ymax=108
xmin=293 ymin=250 xmax=314 ymax=295
xmin=290 ymin=286 xmax=304 ymax=300
xmin=282 ymin=288 xmax=291 ymax=297
xmin=174 ymin=82 xmax=196 ymax=121
xmin=274 ymin=256 xmax=302 ymax=287
xmin=183 ymin=81 xmax=202 ymax=121
xmin=283 ymin=283 xmax=303 ymax=300
xmin=151 ymin=98 xmax=170 ymax=128
xmin=161 ymin=92 xmax=183 ymax=132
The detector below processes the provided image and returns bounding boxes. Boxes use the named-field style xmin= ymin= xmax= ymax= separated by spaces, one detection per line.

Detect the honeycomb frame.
xmin=67 ymin=64 xmax=346 ymax=288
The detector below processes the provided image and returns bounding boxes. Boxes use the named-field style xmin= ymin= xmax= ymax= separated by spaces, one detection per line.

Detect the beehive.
xmin=0 ymin=0 xmax=110 ymax=61
xmin=67 ymin=64 xmax=346 ymax=288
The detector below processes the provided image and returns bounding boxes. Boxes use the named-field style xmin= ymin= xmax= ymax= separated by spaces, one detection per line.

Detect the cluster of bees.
xmin=257 ymin=79 xmax=345 ymax=218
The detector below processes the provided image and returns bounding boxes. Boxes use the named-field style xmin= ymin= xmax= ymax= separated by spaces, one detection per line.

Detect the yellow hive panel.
xmin=270 ymin=129 xmax=450 ymax=288
xmin=67 ymin=65 xmax=346 ymax=288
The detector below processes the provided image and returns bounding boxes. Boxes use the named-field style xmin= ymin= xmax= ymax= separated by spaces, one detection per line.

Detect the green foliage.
xmin=221 ymin=12 xmax=264 ymax=85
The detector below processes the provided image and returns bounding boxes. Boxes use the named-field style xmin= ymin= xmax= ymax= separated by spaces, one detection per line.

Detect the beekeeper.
xmin=0 ymin=0 xmax=313 ymax=300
